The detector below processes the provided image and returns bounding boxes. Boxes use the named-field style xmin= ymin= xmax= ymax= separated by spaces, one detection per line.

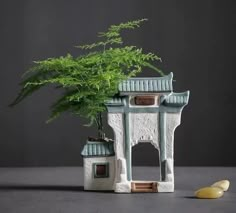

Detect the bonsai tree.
xmin=10 ymin=19 xmax=163 ymax=140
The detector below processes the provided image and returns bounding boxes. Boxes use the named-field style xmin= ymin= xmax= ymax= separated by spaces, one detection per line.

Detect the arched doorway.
xmin=131 ymin=142 xmax=160 ymax=192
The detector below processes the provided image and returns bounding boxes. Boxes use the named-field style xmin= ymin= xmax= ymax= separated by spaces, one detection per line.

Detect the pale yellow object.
xmin=195 ymin=187 xmax=224 ymax=199
xmin=211 ymin=180 xmax=230 ymax=192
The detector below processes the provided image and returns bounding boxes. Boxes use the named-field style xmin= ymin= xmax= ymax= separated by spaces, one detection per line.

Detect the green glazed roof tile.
xmin=163 ymin=91 xmax=190 ymax=107
xmin=81 ymin=141 xmax=115 ymax=157
xmin=118 ymin=72 xmax=173 ymax=94
xmin=106 ymin=97 xmax=124 ymax=106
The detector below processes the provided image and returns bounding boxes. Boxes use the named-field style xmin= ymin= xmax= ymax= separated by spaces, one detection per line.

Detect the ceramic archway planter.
xmin=81 ymin=72 xmax=190 ymax=193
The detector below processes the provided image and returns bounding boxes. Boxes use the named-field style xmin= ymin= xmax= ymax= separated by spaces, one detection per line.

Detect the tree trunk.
xmin=97 ymin=112 xmax=105 ymax=140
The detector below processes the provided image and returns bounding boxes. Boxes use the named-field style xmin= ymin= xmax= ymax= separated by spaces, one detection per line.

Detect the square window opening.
xmin=93 ymin=163 xmax=109 ymax=178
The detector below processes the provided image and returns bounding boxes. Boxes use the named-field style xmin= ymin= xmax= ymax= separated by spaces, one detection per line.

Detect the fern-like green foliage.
xmin=10 ymin=19 xmax=164 ymax=138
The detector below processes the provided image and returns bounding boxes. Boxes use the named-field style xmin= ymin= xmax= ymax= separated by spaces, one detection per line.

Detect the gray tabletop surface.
xmin=0 ymin=167 xmax=235 ymax=213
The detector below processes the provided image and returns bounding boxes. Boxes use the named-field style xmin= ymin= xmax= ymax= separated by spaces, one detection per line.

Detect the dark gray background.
xmin=0 ymin=0 xmax=235 ymax=167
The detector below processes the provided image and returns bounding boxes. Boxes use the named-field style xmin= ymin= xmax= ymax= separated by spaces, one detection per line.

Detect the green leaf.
xmin=10 ymin=18 xmax=164 ymax=137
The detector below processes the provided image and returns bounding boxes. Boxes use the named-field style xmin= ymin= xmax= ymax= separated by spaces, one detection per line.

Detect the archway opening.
xmin=131 ymin=142 xmax=160 ymax=181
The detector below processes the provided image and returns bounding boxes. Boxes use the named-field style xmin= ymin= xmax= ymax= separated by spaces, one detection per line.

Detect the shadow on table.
xmin=183 ymin=196 xmax=198 ymax=199
xmin=0 ymin=184 xmax=84 ymax=192
xmin=0 ymin=184 xmax=114 ymax=193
